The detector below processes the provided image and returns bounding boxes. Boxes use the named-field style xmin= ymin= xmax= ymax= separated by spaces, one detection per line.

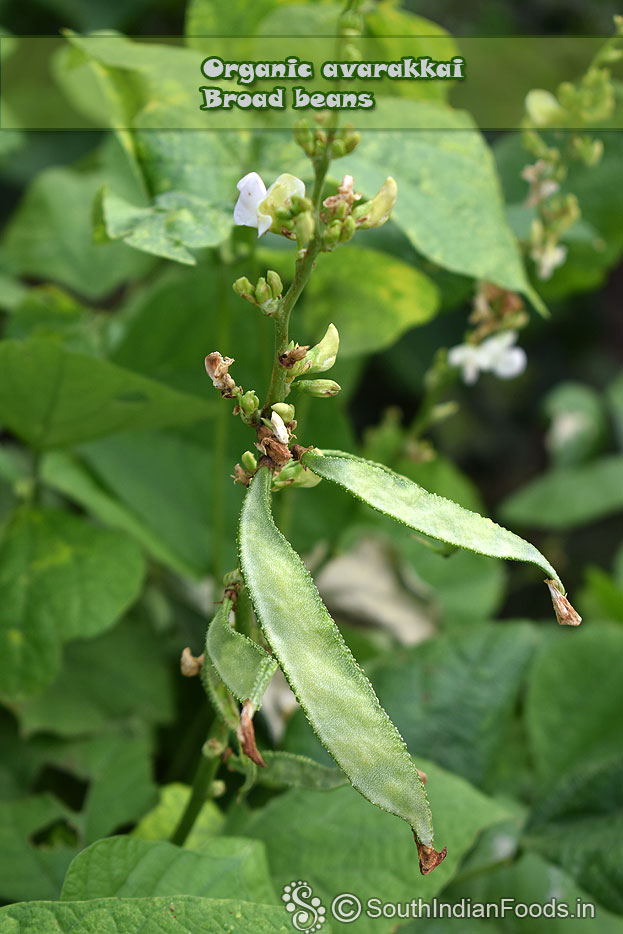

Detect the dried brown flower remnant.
xmin=545 ymin=579 xmax=582 ymax=626
xmin=279 ymin=344 xmax=309 ymax=368
xmin=413 ymin=833 xmax=447 ymax=875
xmin=417 ymin=768 xmax=428 ymax=785
xmin=322 ymin=174 xmax=361 ymax=212
xmin=237 ymin=700 xmax=266 ymax=767
xmin=204 ymin=352 xmax=238 ymax=397
xmin=180 ymin=647 xmax=204 ymax=677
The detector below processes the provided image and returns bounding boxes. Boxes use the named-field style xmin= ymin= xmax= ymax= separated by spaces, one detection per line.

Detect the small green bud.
xmin=340 ymin=215 xmax=356 ymax=242
xmin=293 ymin=119 xmax=314 ymax=154
xmin=344 ymin=131 xmax=361 ymax=154
xmin=271 ymin=402 xmax=296 ymax=422
xmin=233 ymin=276 xmax=255 ymax=302
xmin=271 ymin=460 xmax=322 ymax=491
xmin=352 ymin=177 xmax=398 ymax=229
xmin=525 ymin=89 xmax=565 ymax=127
xmin=295 ymin=211 xmax=315 ymax=248
xmin=305 ymin=323 xmax=339 ymax=374
xmin=330 ymin=139 xmax=346 ymax=159
xmin=294 ymin=378 xmax=341 ymax=397
xmin=211 ymin=780 xmax=226 ymax=798
xmin=323 ymin=220 xmax=342 ymax=249
xmin=241 ymin=450 xmax=258 ymax=473
xmin=254 ymin=277 xmax=272 ymax=307
xmin=266 ymin=269 xmax=283 ymax=298
xmin=240 ymin=390 xmax=259 ymax=416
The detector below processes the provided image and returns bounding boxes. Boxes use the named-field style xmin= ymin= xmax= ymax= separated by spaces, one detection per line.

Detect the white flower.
xmin=234 ymin=171 xmax=305 ymax=237
xmin=448 ymin=330 xmax=527 ymax=385
xmin=531 ymin=240 xmax=567 ymax=280
xmin=521 ymin=160 xmax=559 ymax=206
xmin=270 ymin=411 xmax=289 ymax=444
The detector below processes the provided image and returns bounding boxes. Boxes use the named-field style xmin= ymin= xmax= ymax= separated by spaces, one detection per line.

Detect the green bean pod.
xmin=239 ymin=467 xmax=437 ymax=850
xmin=205 ymin=595 xmax=277 ymax=709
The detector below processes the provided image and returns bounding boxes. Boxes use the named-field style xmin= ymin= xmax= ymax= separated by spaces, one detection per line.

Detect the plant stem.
xmin=263 ymin=136 xmax=336 ymax=412
xmin=169 ymin=742 xmax=221 ymax=846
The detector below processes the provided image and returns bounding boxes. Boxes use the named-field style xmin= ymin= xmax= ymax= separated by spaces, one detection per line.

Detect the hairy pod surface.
xmin=238 ymin=467 xmax=435 ymax=847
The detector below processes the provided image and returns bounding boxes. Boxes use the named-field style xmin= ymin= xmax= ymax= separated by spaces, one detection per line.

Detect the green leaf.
xmin=0 ymin=897 xmax=292 ymax=933
xmin=340 ymin=101 xmax=542 ymax=311
xmin=61 ymin=836 xmax=276 ymax=903
xmin=14 ymin=616 xmax=174 ymax=737
xmin=133 ymin=783 xmax=224 ymax=849
xmin=525 ymin=624 xmax=623 ymax=787
xmin=525 ymin=756 xmax=623 ymax=915
xmin=364 ymin=622 xmax=539 ymax=791
xmin=239 ymin=468 xmax=436 ymax=853
xmin=241 ymin=757 xmax=509 ymax=932
xmin=0 ymin=794 xmax=77 ymax=902
xmin=2 ymin=166 xmax=152 ymax=301
xmin=543 ymin=381 xmax=607 ymax=467
xmin=607 ymin=372 xmax=623 ymax=450
xmin=500 ymin=455 xmax=623 ymax=529
xmin=0 ymin=338 xmax=213 ymax=449
xmin=4 ymin=286 xmax=104 ymax=356
xmin=304 ymin=246 xmax=439 ymax=358
xmin=206 ymin=596 xmax=278 ymax=708
xmin=98 ymin=187 xmax=233 ymax=264
xmin=303 ymin=450 xmax=561 ymax=584
xmin=0 ymin=508 xmax=145 ymax=700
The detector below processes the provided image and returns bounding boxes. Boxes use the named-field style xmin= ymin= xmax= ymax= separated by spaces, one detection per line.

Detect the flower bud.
xmin=330 ymin=139 xmax=346 ymax=159
xmin=304 ymin=323 xmax=339 ymax=374
xmin=525 ymin=89 xmax=565 ymax=127
xmin=340 ymin=215 xmax=356 ymax=242
xmin=254 ymin=276 xmax=271 ymax=307
xmin=240 ymin=390 xmax=259 ymax=416
xmin=271 ymin=460 xmax=322 ymax=491
xmin=271 ymin=402 xmax=296 ymax=422
xmin=344 ymin=130 xmax=361 ymax=154
xmin=241 ymin=450 xmax=258 ymax=473
xmin=258 ymin=173 xmax=306 ymax=235
xmin=352 ymin=177 xmax=397 ymax=229
xmin=293 ymin=119 xmax=314 ymax=155
xmin=232 ymin=276 xmax=255 ymax=302
xmin=266 ymin=269 xmax=283 ymax=298
xmin=323 ymin=220 xmax=342 ymax=249
xmin=295 ymin=211 xmax=315 ymax=248
xmin=294 ymin=378 xmax=341 ymax=397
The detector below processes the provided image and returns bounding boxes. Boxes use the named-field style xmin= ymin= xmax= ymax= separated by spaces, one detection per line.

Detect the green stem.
xmin=169 ymin=741 xmax=221 ymax=846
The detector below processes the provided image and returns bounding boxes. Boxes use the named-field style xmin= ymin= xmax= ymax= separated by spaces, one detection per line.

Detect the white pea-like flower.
xmin=448 ymin=330 xmax=527 ymax=385
xmin=270 ymin=411 xmax=290 ymax=444
xmin=234 ymin=171 xmax=305 ymax=237
xmin=531 ymin=240 xmax=568 ymax=280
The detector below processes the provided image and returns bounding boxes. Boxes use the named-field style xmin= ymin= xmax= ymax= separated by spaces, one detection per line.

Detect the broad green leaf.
xmin=0 ymin=794 xmax=77 ymax=902
xmin=305 ymin=246 xmax=439 ymax=357
xmin=185 ymin=0 xmax=281 ymax=39
xmin=240 ymin=468 xmax=436 ymax=854
xmin=525 ymin=756 xmax=623 ymax=915
xmin=607 ymin=372 xmax=623 ymax=450
xmin=441 ymin=852 xmax=622 ymax=934
xmin=2 ymin=166 xmax=152 ymax=301
xmin=0 ymin=508 xmax=145 ymax=700
xmin=228 ymin=751 xmax=348 ymax=790
xmin=242 ymin=757 xmax=509 ymax=933
xmin=206 ymin=596 xmax=278 ymax=708
xmin=500 ymin=455 xmax=623 ymax=529
xmin=98 ymin=187 xmax=233 ymax=264
xmin=133 ymin=783 xmax=225 ymax=849
xmin=365 ymin=623 xmax=539 ymax=791
xmin=525 ymin=624 xmax=623 ymax=787
xmin=4 ymin=285 xmax=104 ymax=355
xmin=15 ymin=616 xmax=174 ymax=737
xmin=0 ymin=338 xmax=213 ymax=449
xmin=40 ymin=451 xmax=196 ymax=577
xmin=0 ymin=897 xmax=292 ymax=933
xmin=303 ymin=451 xmax=561 ymax=584
xmin=339 ymin=101 xmax=542 ymax=311
xmin=61 ymin=836 xmax=276 ymax=904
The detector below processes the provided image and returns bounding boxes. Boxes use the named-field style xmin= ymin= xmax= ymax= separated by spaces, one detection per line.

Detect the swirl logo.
xmin=281 ymin=880 xmax=327 ymax=933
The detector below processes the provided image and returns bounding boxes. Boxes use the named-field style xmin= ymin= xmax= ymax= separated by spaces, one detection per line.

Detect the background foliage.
xmin=0 ymin=1 xmax=621 ymax=932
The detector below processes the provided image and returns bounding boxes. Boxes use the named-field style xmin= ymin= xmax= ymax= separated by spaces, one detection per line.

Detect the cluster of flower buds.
xmin=279 ymin=323 xmax=342 ymax=399
xmin=528 ymin=192 xmax=579 ymax=280
xmin=234 ymin=172 xmax=314 ymax=247
xmin=204 ymin=352 xmax=262 ymax=429
xmin=294 ymin=117 xmax=361 ymax=161
xmin=320 ymin=175 xmax=397 ymax=250
xmin=233 ymin=270 xmax=283 ymax=316
xmin=468 ymin=282 xmax=528 ymax=343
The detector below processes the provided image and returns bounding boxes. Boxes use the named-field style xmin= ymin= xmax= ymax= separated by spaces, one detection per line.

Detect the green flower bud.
xmin=241 ymin=450 xmax=258 ymax=473
xmin=258 ymin=173 xmax=306 ymax=235
xmin=339 ymin=215 xmax=356 ymax=242
xmin=295 ymin=211 xmax=315 ymax=248
xmin=344 ymin=131 xmax=361 ymax=154
xmin=233 ymin=276 xmax=255 ymax=302
xmin=271 ymin=402 xmax=296 ymax=422
xmin=323 ymin=220 xmax=342 ymax=249
xmin=271 ymin=460 xmax=322 ymax=491
xmin=240 ymin=390 xmax=259 ymax=416
xmin=293 ymin=119 xmax=314 ymax=155
xmin=525 ymin=89 xmax=565 ymax=127
xmin=352 ymin=177 xmax=397 ymax=229
xmin=266 ymin=269 xmax=283 ymax=298
xmin=304 ymin=323 xmax=339 ymax=374
xmin=294 ymin=378 xmax=341 ymax=397
xmin=330 ymin=139 xmax=346 ymax=159
xmin=254 ymin=277 xmax=271 ymax=307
